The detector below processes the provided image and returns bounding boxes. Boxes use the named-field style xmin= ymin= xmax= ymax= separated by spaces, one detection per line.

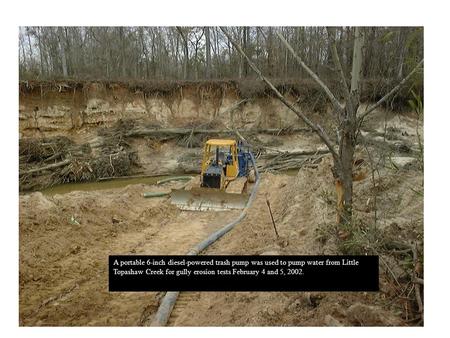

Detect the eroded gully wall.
xmin=19 ymin=82 xmax=310 ymax=138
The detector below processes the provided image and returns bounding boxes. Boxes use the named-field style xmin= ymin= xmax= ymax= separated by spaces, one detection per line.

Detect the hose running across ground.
xmin=149 ymin=153 xmax=260 ymax=326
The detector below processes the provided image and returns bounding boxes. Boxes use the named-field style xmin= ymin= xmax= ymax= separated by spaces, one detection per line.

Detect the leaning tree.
xmin=220 ymin=27 xmax=423 ymax=225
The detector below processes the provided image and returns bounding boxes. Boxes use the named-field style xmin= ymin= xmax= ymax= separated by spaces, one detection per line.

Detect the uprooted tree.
xmin=220 ymin=27 xmax=424 ymax=226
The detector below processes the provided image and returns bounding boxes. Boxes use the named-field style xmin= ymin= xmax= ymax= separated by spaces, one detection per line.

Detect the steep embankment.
xmin=19 ymin=80 xmax=308 ymax=138
xmin=19 ymin=80 xmax=328 ymax=191
xmin=19 ymin=79 xmax=420 ymax=192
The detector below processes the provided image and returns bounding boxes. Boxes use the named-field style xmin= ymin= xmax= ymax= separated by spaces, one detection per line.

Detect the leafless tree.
xmin=204 ymin=27 xmax=212 ymax=79
xmin=19 ymin=26 xmax=423 ymax=84
xmin=220 ymin=26 xmax=423 ymax=225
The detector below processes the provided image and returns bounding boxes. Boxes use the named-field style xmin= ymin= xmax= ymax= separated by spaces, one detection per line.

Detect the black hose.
xmin=149 ymin=153 xmax=260 ymax=326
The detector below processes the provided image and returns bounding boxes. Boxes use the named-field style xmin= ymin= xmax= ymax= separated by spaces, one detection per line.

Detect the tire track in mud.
xmin=167 ymin=292 xmax=201 ymax=326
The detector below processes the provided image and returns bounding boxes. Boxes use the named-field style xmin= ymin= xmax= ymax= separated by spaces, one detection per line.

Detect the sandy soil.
xmin=19 ymin=181 xmax=240 ymax=326
xmin=19 ymin=160 xmax=422 ymax=326
xmin=19 ymin=108 xmax=423 ymax=326
xmin=168 ymin=160 xmax=423 ymax=326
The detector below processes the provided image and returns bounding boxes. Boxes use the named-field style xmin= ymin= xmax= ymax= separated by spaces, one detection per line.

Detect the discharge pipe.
xmin=149 ymin=153 xmax=260 ymax=326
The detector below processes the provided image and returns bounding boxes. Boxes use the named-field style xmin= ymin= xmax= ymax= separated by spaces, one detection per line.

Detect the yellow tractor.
xmin=171 ymin=139 xmax=257 ymax=211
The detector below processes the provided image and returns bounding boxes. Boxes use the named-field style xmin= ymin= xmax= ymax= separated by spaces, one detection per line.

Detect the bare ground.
xmin=19 ymin=181 xmax=240 ymax=326
xmin=19 ymin=108 xmax=423 ymax=326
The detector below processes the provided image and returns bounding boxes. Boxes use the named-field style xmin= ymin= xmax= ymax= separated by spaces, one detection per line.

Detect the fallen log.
xmin=258 ymin=151 xmax=328 ymax=172
xmin=20 ymin=159 xmax=71 ymax=175
xmin=261 ymin=148 xmax=330 ymax=158
xmin=126 ymin=127 xmax=311 ymax=137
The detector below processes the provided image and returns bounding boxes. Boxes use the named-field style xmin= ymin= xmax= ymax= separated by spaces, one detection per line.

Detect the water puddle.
xmin=40 ymin=175 xmax=175 ymax=196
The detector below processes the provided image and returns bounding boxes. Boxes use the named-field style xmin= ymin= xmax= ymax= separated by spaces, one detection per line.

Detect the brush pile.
xmin=19 ymin=120 xmax=139 ymax=191
xmin=258 ymin=149 xmax=329 ymax=172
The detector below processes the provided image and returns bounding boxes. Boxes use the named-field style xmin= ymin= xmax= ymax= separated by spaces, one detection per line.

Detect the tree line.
xmin=19 ymin=26 xmax=423 ymax=82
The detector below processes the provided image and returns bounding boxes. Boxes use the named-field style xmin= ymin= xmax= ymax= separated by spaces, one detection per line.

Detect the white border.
xmin=2 ymin=0 xmax=448 ymax=337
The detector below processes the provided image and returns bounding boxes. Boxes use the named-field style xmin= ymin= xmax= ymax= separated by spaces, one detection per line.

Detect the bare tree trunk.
xmin=176 ymin=27 xmax=190 ymax=80
xmin=58 ymin=27 xmax=68 ymax=77
xmin=150 ymin=28 xmax=156 ymax=78
xmin=26 ymin=29 xmax=33 ymax=64
xmin=119 ymin=27 xmax=127 ymax=78
xmin=335 ymin=27 xmax=364 ymax=224
xmin=205 ymin=27 xmax=212 ymax=79
xmin=37 ymin=27 xmax=45 ymax=77
xmin=267 ymin=27 xmax=274 ymax=76
xmin=243 ymin=27 xmax=250 ymax=77
xmin=19 ymin=33 xmax=27 ymax=74
xmin=396 ymin=28 xmax=408 ymax=80
xmin=139 ymin=28 xmax=150 ymax=79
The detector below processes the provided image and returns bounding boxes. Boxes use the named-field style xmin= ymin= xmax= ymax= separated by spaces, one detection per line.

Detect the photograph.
xmin=17 ymin=25 xmax=424 ymax=327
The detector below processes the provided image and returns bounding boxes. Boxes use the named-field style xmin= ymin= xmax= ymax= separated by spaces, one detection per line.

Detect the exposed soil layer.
xmin=19 ymin=81 xmax=423 ymax=326
xmin=19 ymin=80 xmax=327 ymax=191
xmin=19 ymin=78 xmax=419 ymax=137
xmin=19 ymin=80 xmax=423 ymax=191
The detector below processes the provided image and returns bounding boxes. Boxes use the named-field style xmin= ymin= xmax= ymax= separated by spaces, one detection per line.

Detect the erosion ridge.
xmin=19 ymin=78 xmax=419 ymax=137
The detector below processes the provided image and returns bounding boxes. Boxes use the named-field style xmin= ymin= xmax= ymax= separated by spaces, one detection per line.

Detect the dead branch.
xmin=358 ymin=59 xmax=424 ymax=122
xmin=326 ymin=27 xmax=351 ymax=102
xmin=262 ymin=149 xmax=329 ymax=158
xmin=126 ymin=127 xmax=311 ymax=137
xmin=258 ymin=151 xmax=327 ymax=172
xmin=265 ymin=197 xmax=279 ymax=238
xmin=20 ymin=159 xmax=71 ymax=175
xmin=233 ymin=128 xmax=247 ymax=143
xmin=276 ymin=31 xmax=344 ymax=112
xmin=220 ymin=27 xmax=339 ymax=163
xmin=411 ymin=243 xmax=423 ymax=317
xmin=97 ymin=172 xmax=174 ymax=182
xmin=219 ymin=99 xmax=249 ymax=116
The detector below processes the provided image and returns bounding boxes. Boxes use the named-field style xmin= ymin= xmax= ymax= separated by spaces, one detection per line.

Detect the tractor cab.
xmin=201 ymin=139 xmax=238 ymax=189
xmin=171 ymin=138 xmax=256 ymax=211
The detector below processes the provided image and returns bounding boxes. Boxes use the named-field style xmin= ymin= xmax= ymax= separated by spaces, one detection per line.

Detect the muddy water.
xmin=38 ymin=170 xmax=298 ymax=196
xmin=40 ymin=175 xmax=177 ymax=196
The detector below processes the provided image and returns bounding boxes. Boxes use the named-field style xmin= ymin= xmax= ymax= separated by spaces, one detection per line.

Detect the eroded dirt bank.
xmin=19 ymin=80 xmax=327 ymax=191
xmin=19 ymin=80 xmax=306 ymax=137
xmin=19 ymin=80 xmax=421 ymax=192
xmin=19 ymin=80 xmax=423 ymax=326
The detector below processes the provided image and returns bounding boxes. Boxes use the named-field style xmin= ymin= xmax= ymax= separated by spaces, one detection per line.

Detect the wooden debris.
xmin=265 ymin=197 xmax=279 ymax=238
xmin=126 ymin=127 xmax=311 ymax=138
